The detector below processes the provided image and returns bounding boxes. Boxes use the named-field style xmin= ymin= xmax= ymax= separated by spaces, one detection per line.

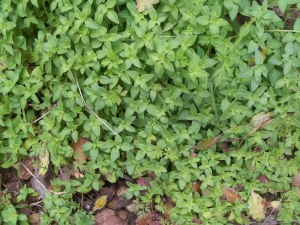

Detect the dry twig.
xmin=21 ymin=162 xmax=66 ymax=195
xmin=73 ymin=71 xmax=117 ymax=135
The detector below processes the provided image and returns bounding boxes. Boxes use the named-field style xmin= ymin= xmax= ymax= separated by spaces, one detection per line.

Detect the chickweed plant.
xmin=1 ymin=0 xmax=300 ymax=224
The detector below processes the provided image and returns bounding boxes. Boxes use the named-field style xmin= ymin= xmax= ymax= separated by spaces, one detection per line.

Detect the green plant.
xmin=1 ymin=0 xmax=300 ymax=224
xmin=41 ymin=192 xmax=94 ymax=225
xmin=16 ymin=184 xmax=39 ymax=202
xmin=0 ymin=190 xmax=28 ymax=225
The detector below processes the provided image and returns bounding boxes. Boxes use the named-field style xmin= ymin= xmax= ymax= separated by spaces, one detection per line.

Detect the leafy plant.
xmin=1 ymin=0 xmax=300 ymax=224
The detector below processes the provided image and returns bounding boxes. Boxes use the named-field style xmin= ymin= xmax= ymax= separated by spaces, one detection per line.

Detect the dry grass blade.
xmin=21 ymin=162 xmax=66 ymax=195
xmin=74 ymin=71 xmax=117 ymax=135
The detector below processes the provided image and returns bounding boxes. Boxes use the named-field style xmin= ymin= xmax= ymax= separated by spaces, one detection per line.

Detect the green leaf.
xmin=278 ymin=0 xmax=287 ymax=13
xmin=111 ymin=148 xmax=119 ymax=162
xmin=99 ymin=76 xmax=112 ymax=84
xmin=232 ymin=89 xmax=251 ymax=99
xmin=120 ymin=143 xmax=134 ymax=151
xmin=82 ymin=142 xmax=93 ymax=151
xmin=107 ymin=10 xmax=119 ymax=24
xmin=85 ymin=18 xmax=99 ymax=29
xmin=274 ymin=79 xmax=285 ymax=89
xmin=269 ymin=55 xmax=282 ymax=65
xmin=127 ymin=164 xmax=134 ymax=175
xmin=1 ymin=158 xmax=16 ymax=168
xmin=147 ymin=104 xmax=159 ymax=117
xmin=136 ymin=150 xmax=145 ymax=160
xmin=178 ymin=179 xmax=186 ymax=190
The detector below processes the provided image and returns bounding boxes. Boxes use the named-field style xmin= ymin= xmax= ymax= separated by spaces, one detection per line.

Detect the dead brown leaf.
xmin=71 ymin=135 xmax=87 ymax=165
xmin=116 ymin=185 xmax=127 ymax=196
xmin=292 ymin=171 xmax=300 ymax=187
xmin=95 ymin=208 xmax=127 ymax=225
xmin=116 ymin=210 xmax=128 ymax=221
xmin=261 ymin=198 xmax=271 ymax=210
xmin=190 ymin=151 xmax=197 ymax=158
xmin=192 ymin=181 xmax=201 ymax=194
xmin=28 ymin=213 xmax=40 ymax=224
xmin=114 ymin=195 xmax=132 ymax=210
xmin=222 ymin=187 xmax=242 ymax=203
xmin=20 ymin=157 xmax=37 ymax=180
xmin=136 ymin=213 xmax=154 ymax=225
xmin=297 ymin=189 xmax=300 ymax=197
xmin=164 ymin=199 xmax=174 ymax=221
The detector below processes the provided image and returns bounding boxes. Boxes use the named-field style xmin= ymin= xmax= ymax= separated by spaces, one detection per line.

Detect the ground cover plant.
xmin=1 ymin=0 xmax=300 ymax=224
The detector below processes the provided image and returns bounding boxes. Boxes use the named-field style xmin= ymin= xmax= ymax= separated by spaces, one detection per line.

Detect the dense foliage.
xmin=1 ymin=0 xmax=300 ymax=224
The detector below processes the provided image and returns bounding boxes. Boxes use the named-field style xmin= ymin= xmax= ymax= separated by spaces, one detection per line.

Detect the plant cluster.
xmin=1 ymin=0 xmax=300 ymax=224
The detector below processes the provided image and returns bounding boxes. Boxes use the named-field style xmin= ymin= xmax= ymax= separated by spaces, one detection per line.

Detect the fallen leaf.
xmin=100 ymin=185 xmax=117 ymax=197
xmin=5 ymin=181 xmax=19 ymax=193
xmin=292 ymin=171 xmax=300 ymax=187
xmin=271 ymin=201 xmax=280 ymax=209
xmin=248 ymin=191 xmax=265 ymax=221
xmin=258 ymin=174 xmax=270 ymax=183
xmin=28 ymin=213 xmax=40 ymax=224
xmin=19 ymin=157 xmax=37 ymax=180
xmin=220 ymin=143 xmax=231 ymax=154
xmin=136 ymin=0 xmax=159 ymax=12
xmin=250 ymin=112 xmax=271 ymax=127
xmin=73 ymin=171 xmax=84 ymax=179
xmin=116 ymin=185 xmax=128 ymax=196
xmin=190 ymin=151 xmax=197 ymax=158
xmin=136 ymin=213 xmax=154 ymax=225
xmin=39 ymin=148 xmax=49 ymax=176
xmin=164 ymin=199 xmax=174 ymax=222
xmin=107 ymin=198 xmax=117 ymax=210
xmin=92 ymin=195 xmax=108 ymax=211
xmin=95 ymin=208 xmax=127 ymax=225
xmin=222 ymin=187 xmax=242 ymax=203
xmin=194 ymin=135 xmax=222 ymax=150
xmin=297 ymin=189 xmax=300 ymax=197
xmin=116 ymin=210 xmax=128 ymax=221
xmin=114 ymin=195 xmax=132 ymax=210
xmin=261 ymin=198 xmax=271 ymax=210
xmin=192 ymin=181 xmax=201 ymax=194
xmin=71 ymin=135 xmax=87 ymax=165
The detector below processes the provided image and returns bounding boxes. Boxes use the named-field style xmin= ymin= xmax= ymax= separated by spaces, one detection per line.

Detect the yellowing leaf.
xmin=194 ymin=135 xmax=222 ymax=150
xmin=248 ymin=191 xmax=265 ymax=221
xmin=136 ymin=0 xmax=159 ymax=12
xmin=92 ymin=195 xmax=108 ymax=211
xmin=106 ymin=171 xmax=117 ymax=183
xmin=271 ymin=201 xmax=280 ymax=209
xmin=39 ymin=148 xmax=49 ymax=176
xmin=248 ymin=47 xmax=268 ymax=66
xmin=250 ymin=112 xmax=271 ymax=127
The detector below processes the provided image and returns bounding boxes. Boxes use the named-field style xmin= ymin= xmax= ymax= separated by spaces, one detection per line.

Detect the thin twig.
xmin=30 ymin=200 xmax=43 ymax=206
xmin=21 ymin=162 xmax=66 ymax=195
xmin=262 ymin=197 xmax=283 ymax=225
xmin=32 ymin=111 xmax=51 ymax=124
xmin=74 ymin=71 xmax=117 ymax=135
xmin=156 ymin=22 xmax=179 ymax=36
